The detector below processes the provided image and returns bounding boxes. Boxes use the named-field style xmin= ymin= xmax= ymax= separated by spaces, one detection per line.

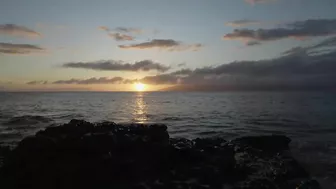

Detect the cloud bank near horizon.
xmin=27 ymin=36 xmax=336 ymax=90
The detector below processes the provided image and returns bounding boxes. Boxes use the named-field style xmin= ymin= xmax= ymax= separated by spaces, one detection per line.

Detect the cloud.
xmin=226 ymin=19 xmax=260 ymax=27
xmin=119 ymin=39 xmax=203 ymax=52
xmin=282 ymin=36 xmax=336 ymax=56
xmin=108 ymin=33 xmax=134 ymax=41
xmin=0 ymin=43 xmax=46 ymax=55
xmin=177 ymin=62 xmax=187 ymax=67
xmin=115 ymin=27 xmax=143 ymax=34
xmin=99 ymin=26 xmax=110 ymax=32
xmin=31 ymin=36 xmax=336 ymax=90
xmin=170 ymin=68 xmax=193 ymax=76
xmin=133 ymin=36 xmax=336 ymax=88
xmin=26 ymin=80 xmax=48 ymax=85
xmin=245 ymin=0 xmax=275 ymax=5
xmin=52 ymin=77 xmax=124 ymax=85
xmin=246 ymin=41 xmax=262 ymax=46
xmin=62 ymin=60 xmax=170 ymax=72
xmin=223 ymin=19 xmax=336 ymax=44
xmin=139 ymin=74 xmax=180 ymax=85
xmin=0 ymin=24 xmax=41 ymax=38
xmin=99 ymin=26 xmax=143 ymax=41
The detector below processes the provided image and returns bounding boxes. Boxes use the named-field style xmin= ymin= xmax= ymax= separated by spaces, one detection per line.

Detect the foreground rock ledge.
xmin=0 ymin=120 xmax=320 ymax=189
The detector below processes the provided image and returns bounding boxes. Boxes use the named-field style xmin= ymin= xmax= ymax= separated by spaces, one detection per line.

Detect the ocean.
xmin=0 ymin=91 xmax=336 ymax=188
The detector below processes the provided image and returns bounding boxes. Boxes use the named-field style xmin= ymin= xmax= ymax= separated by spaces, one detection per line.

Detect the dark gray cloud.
xmin=62 ymin=60 xmax=170 ymax=72
xmin=52 ymin=77 xmax=124 ymax=85
xmin=0 ymin=24 xmax=41 ymax=38
xmin=223 ymin=19 xmax=336 ymax=44
xmin=135 ymin=36 xmax=336 ymax=88
xmin=139 ymin=74 xmax=180 ymax=85
xmin=119 ymin=39 xmax=203 ymax=52
xmin=26 ymin=80 xmax=48 ymax=85
xmin=0 ymin=43 xmax=45 ymax=54
xmin=170 ymin=69 xmax=193 ymax=76
xmin=226 ymin=19 xmax=260 ymax=27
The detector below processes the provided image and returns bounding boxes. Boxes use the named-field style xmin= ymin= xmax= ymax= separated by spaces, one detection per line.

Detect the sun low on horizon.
xmin=134 ymin=83 xmax=146 ymax=92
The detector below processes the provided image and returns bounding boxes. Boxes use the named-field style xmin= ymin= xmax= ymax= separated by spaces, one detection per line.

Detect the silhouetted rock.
xmin=0 ymin=120 xmax=319 ymax=189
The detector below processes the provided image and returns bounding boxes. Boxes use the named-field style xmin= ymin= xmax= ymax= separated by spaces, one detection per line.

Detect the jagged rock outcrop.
xmin=0 ymin=120 xmax=320 ymax=189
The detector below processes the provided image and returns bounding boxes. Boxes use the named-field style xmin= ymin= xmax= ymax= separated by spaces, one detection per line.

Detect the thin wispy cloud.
xmin=99 ymin=26 xmax=110 ymax=32
xmin=108 ymin=33 xmax=134 ymax=41
xmin=52 ymin=77 xmax=124 ymax=85
xmin=0 ymin=24 xmax=41 ymax=38
xmin=0 ymin=43 xmax=46 ymax=55
xmin=99 ymin=26 xmax=143 ymax=41
xmin=246 ymin=41 xmax=262 ymax=46
xmin=177 ymin=62 xmax=187 ymax=67
xmin=224 ymin=19 xmax=336 ymax=44
xmin=226 ymin=19 xmax=260 ymax=27
xmin=119 ymin=39 xmax=203 ymax=52
xmin=115 ymin=27 xmax=143 ymax=34
xmin=62 ymin=60 xmax=170 ymax=72
xmin=26 ymin=80 xmax=48 ymax=85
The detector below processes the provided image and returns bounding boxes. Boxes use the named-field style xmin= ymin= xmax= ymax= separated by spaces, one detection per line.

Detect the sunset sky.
xmin=1 ymin=0 xmax=336 ymax=91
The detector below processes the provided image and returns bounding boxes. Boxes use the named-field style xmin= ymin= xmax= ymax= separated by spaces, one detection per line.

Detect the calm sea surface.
xmin=0 ymin=91 xmax=336 ymax=188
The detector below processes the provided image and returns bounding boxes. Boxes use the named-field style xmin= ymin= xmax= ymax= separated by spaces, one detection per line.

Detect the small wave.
xmin=196 ymin=130 xmax=223 ymax=136
xmin=0 ymin=112 xmax=12 ymax=119
xmin=162 ymin=117 xmax=183 ymax=121
xmin=56 ymin=113 xmax=85 ymax=119
xmin=162 ymin=116 xmax=196 ymax=121
xmin=4 ymin=115 xmax=53 ymax=126
xmin=0 ymin=132 xmax=22 ymax=140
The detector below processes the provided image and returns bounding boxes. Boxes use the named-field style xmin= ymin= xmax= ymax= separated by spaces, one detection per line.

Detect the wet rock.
xmin=296 ymin=179 xmax=321 ymax=189
xmin=0 ymin=120 xmax=317 ymax=189
xmin=16 ymin=135 xmax=57 ymax=153
xmin=232 ymin=135 xmax=291 ymax=153
xmin=0 ymin=146 xmax=11 ymax=167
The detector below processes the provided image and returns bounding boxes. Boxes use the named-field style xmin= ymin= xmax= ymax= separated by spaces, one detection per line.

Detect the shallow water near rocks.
xmin=0 ymin=91 xmax=336 ymax=188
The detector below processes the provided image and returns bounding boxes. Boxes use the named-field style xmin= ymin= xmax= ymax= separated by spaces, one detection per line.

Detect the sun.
xmin=134 ymin=83 xmax=146 ymax=91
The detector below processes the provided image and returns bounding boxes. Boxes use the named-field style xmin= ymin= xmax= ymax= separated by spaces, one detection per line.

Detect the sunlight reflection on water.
xmin=132 ymin=92 xmax=148 ymax=123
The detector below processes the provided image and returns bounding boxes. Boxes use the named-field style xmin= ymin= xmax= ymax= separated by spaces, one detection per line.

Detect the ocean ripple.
xmin=3 ymin=115 xmax=53 ymax=126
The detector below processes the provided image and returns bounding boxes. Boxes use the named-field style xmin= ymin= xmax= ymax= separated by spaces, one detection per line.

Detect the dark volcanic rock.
xmin=0 ymin=120 xmax=319 ymax=189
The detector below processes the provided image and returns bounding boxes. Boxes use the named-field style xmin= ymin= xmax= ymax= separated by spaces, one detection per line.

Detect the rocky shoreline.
xmin=0 ymin=120 xmax=320 ymax=189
